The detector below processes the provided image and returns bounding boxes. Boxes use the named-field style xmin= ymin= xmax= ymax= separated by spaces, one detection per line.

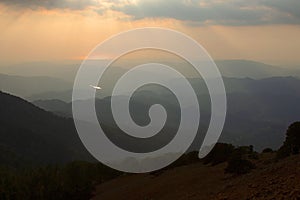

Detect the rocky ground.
xmin=92 ymin=153 xmax=300 ymax=200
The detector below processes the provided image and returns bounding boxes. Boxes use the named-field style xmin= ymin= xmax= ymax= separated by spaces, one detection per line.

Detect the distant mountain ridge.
xmin=32 ymin=76 xmax=300 ymax=151
xmin=1 ymin=60 xmax=299 ymax=102
xmin=216 ymin=60 xmax=300 ymax=79
xmin=1 ymin=60 xmax=299 ymax=81
xmin=0 ymin=73 xmax=72 ymax=99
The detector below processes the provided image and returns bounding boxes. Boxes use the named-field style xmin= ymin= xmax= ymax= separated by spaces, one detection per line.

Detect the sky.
xmin=0 ymin=0 xmax=300 ymax=66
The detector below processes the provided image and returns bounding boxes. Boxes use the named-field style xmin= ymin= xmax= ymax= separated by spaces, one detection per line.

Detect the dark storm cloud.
xmin=111 ymin=0 xmax=300 ymax=26
xmin=0 ymin=0 xmax=96 ymax=10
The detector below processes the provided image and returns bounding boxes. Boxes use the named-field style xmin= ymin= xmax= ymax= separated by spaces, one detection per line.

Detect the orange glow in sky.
xmin=0 ymin=1 xmax=300 ymax=66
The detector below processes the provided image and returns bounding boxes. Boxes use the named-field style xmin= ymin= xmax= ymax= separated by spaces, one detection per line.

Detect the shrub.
xmin=248 ymin=151 xmax=259 ymax=160
xmin=202 ymin=143 xmax=235 ymax=165
xmin=276 ymin=145 xmax=291 ymax=159
xmin=225 ymin=149 xmax=255 ymax=175
xmin=262 ymin=148 xmax=273 ymax=153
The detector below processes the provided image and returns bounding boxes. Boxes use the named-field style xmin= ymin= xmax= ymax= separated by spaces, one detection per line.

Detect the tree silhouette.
xmin=277 ymin=122 xmax=300 ymax=159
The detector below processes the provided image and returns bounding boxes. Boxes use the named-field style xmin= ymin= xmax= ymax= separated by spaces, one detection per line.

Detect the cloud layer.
xmin=112 ymin=0 xmax=300 ymax=26
xmin=1 ymin=0 xmax=299 ymax=25
xmin=0 ymin=0 xmax=96 ymax=10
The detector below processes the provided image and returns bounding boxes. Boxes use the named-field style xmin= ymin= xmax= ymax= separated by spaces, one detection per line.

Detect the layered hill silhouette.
xmin=1 ymin=60 xmax=299 ymax=82
xmin=215 ymin=60 xmax=300 ymax=79
xmin=0 ymin=85 xmax=299 ymax=199
xmin=0 ymin=91 xmax=93 ymax=166
xmin=32 ymin=76 xmax=300 ymax=151
xmin=0 ymin=73 xmax=72 ymax=99
xmin=1 ymin=60 xmax=300 ymax=102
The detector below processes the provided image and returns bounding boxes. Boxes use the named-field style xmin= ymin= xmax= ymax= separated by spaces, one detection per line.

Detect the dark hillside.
xmin=0 ymin=91 xmax=93 ymax=166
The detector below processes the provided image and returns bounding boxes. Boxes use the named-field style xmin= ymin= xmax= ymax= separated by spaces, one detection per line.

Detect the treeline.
xmin=203 ymin=121 xmax=300 ymax=174
xmin=203 ymin=143 xmax=257 ymax=174
xmin=157 ymin=121 xmax=300 ymax=176
xmin=0 ymin=145 xmax=258 ymax=200
xmin=0 ymin=161 xmax=121 ymax=200
xmin=0 ymin=121 xmax=299 ymax=199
